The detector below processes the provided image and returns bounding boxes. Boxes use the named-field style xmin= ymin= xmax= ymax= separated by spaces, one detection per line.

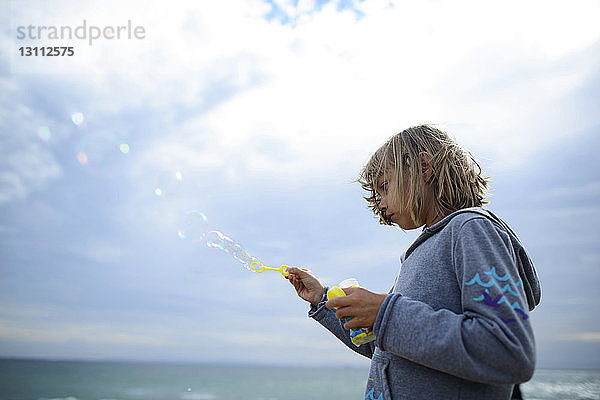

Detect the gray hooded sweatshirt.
xmin=309 ymin=208 xmax=541 ymax=400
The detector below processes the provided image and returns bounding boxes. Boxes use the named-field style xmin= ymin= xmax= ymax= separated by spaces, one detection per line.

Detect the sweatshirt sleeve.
xmin=309 ymin=288 xmax=375 ymax=359
xmin=372 ymin=217 xmax=536 ymax=384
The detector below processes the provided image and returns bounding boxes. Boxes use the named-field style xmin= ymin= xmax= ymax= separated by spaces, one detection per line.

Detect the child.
xmin=286 ymin=125 xmax=541 ymax=400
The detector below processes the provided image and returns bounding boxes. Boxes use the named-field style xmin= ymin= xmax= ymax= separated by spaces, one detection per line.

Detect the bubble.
xmin=37 ymin=126 xmax=52 ymax=142
xmin=231 ymin=243 xmax=245 ymax=259
xmin=177 ymin=211 xmax=209 ymax=242
xmin=231 ymin=244 xmax=254 ymax=267
xmin=75 ymin=131 xmax=124 ymax=169
xmin=71 ymin=112 xmax=84 ymax=126
xmin=205 ymin=230 xmax=255 ymax=270
xmin=154 ymin=170 xmax=183 ymax=197
xmin=77 ymin=152 xmax=89 ymax=164
xmin=205 ymin=230 xmax=222 ymax=247
xmin=119 ymin=143 xmax=130 ymax=154
xmin=205 ymin=230 xmax=232 ymax=251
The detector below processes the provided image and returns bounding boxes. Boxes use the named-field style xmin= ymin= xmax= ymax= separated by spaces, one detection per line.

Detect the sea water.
xmin=521 ymin=369 xmax=600 ymax=400
xmin=0 ymin=359 xmax=598 ymax=400
xmin=0 ymin=359 xmax=366 ymax=400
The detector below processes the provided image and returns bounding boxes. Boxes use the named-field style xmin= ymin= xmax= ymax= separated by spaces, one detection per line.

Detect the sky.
xmin=0 ymin=0 xmax=599 ymax=370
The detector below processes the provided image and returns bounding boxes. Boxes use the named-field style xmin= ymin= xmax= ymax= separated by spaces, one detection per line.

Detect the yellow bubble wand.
xmin=249 ymin=261 xmax=290 ymax=277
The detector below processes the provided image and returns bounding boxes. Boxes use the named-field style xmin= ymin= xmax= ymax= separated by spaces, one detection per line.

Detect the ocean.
xmin=0 ymin=359 xmax=598 ymax=400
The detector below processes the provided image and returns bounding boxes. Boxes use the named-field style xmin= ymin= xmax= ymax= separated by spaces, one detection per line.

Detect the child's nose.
xmin=379 ymin=197 xmax=387 ymax=211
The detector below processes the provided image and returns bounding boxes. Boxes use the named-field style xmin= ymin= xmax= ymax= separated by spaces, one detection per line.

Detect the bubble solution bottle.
xmin=327 ymin=278 xmax=376 ymax=346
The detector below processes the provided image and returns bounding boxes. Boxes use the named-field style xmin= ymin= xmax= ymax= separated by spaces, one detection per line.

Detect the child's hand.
xmin=326 ymin=287 xmax=388 ymax=330
xmin=285 ymin=267 xmax=325 ymax=307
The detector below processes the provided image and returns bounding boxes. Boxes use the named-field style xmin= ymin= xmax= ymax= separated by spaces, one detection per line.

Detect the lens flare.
xmin=71 ymin=112 xmax=84 ymax=126
xmin=154 ymin=170 xmax=183 ymax=197
xmin=75 ymin=131 xmax=122 ymax=169
xmin=77 ymin=151 xmax=88 ymax=164
xmin=37 ymin=126 xmax=51 ymax=142
xmin=119 ymin=143 xmax=130 ymax=154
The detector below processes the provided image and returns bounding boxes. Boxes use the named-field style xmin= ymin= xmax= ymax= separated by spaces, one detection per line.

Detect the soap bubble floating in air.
xmin=77 ymin=151 xmax=89 ymax=164
xmin=37 ymin=126 xmax=52 ymax=142
xmin=71 ymin=112 xmax=84 ymax=126
xmin=154 ymin=171 xmax=183 ymax=197
xmin=205 ymin=230 xmax=257 ymax=270
xmin=177 ymin=210 xmax=289 ymax=276
xmin=75 ymin=131 xmax=124 ymax=169
xmin=177 ymin=211 xmax=209 ymax=242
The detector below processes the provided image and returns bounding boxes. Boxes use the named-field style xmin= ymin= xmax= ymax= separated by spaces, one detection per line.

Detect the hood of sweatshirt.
xmin=405 ymin=207 xmax=541 ymax=311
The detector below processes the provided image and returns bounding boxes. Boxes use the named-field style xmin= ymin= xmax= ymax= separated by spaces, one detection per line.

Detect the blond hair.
xmin=358 ymin=125 xmax=490 ymax=226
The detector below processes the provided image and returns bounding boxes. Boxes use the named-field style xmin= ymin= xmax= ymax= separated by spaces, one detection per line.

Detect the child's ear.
xmin=418 ymin=152 xmax=434 ymax=183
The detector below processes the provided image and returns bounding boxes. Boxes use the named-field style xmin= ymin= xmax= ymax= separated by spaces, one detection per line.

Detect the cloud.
xmin=0 ymin=143 xmax=61 ymax=202
xmin=0 ymin=81 xmax=63 ymax=204
xmin=66 ymin=239 xmax=125 ymax=264
xmin=4 ymin=0 xmax=599 ymax=198
xmin=221 ymin=331 xmax=335 ymax=351
xmin=0 ymin=318 xmax=169 ymax=346
xmin=556 ymin=332 xmax=600 ymax=343
xmin=2 ymin=0 xmax=600 ymax=368
xmin=136 ymin=0 xmax=599 ymax=178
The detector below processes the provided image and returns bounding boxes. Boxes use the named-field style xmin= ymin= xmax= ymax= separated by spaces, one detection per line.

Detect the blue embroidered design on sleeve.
xmin=483 ymin=267 xmax=510 ymax=281
xmin=365 ymin=387 xmax=386 ymax=400
xmin=466 ymin=268 xmax=528 ymax=321
xmin=481 ymin=291 xmax=504 ymax=307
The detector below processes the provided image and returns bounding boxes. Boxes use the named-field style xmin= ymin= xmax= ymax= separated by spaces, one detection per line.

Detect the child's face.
xmin=375 ymin=172 xmax=418 ymax=230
